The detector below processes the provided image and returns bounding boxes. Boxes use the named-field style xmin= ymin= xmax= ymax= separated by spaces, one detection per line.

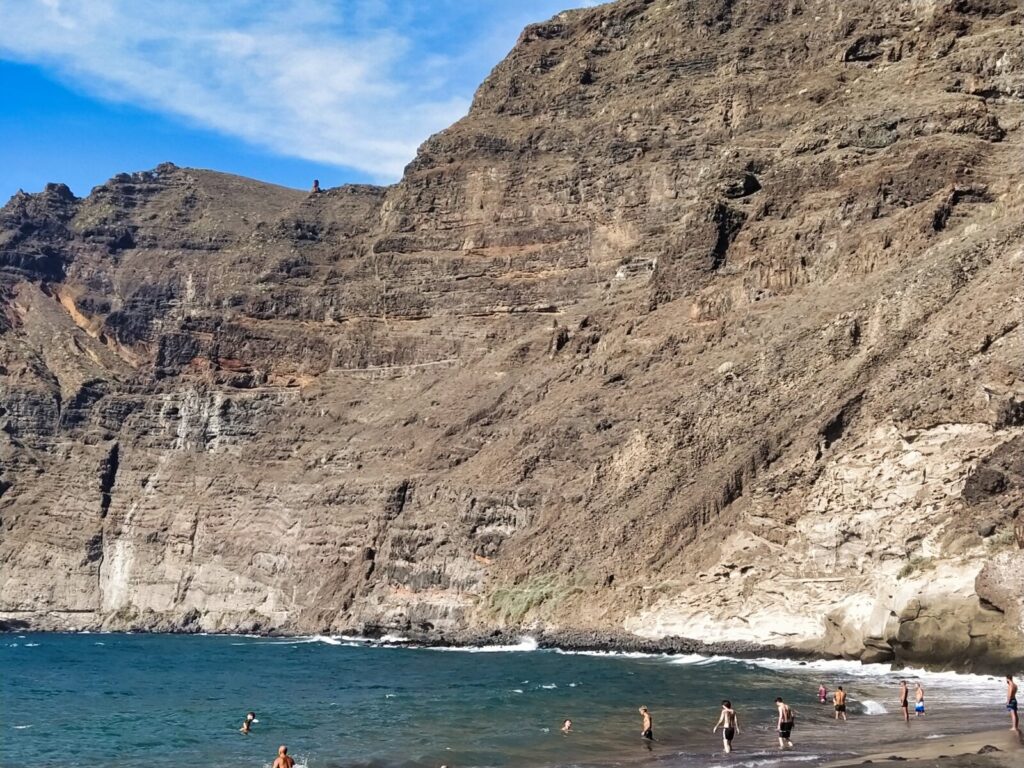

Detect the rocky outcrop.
xmin=1 ymin=0 xmax=1023 ymax=671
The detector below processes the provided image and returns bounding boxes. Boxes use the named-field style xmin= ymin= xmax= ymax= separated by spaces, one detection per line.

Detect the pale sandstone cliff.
xmin=2 ymin=0 xmax=1024 ymax=671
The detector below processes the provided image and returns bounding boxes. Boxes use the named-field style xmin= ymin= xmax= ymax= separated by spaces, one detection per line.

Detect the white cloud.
xmin=0 ymin=0 xmax=482 ymax=180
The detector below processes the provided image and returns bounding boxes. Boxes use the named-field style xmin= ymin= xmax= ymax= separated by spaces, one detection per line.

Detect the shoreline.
xmin=5 ymin=631 xmax=1018 ymax=768
xmin=4 ymin=622 xmax=1020 ymax=679
xmin=823 ymin=727 xmax=1023 ymax=768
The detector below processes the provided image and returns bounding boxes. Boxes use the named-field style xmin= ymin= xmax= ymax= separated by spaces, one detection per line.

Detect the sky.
xmin=0 ymin=0 xmax=598 ymax=200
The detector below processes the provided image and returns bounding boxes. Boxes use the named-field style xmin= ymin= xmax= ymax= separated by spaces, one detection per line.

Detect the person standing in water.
xmin=775 ymin=697 xmax=795 ymax=749
xmin=713 ymin=700 xmax=740 ymax=753
xmin=915 ymin=682 xmax=926 ymax=716
xmin=899 ymin=681 xmax=910 ymax=722
xmin=272 ymin=745 xmax=295 ymax=768
xmin=240 ymin=712 xmax=256 ymax=734
xmin=1008 ymin=675 xmax=1019 ymax=731
xmin=639 ymin=706 xmax=654 ymax=741
xmin=818 ymin=683 xmax=828 ymax=705
xmin=834 ymin=686 xmax=848 ymax=721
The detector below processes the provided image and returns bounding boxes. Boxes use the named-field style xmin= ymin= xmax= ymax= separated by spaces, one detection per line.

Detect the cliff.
xmin=2 ymin=0 xmax=1023 ymax=671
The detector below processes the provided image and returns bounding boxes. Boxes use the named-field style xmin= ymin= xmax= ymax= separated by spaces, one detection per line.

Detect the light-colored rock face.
xmin=625 ymin=424 xmax=1024 ymax=666
xmin=2 ymin=0 xmax=1024 ymax=670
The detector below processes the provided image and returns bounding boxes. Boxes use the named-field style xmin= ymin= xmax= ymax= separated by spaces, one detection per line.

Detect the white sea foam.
xmin=431 ymin=636 xmax=540 ymax=653
xmin=94 ymin=642 xmax=105 ymax=646
xmin=13 ymin=725 xmax=32 ymax=729
xmin=695 ymin=655 xmax=1000 ymax=690
xmin=706 ymin=754 xmax=821 ymax=768
xmin=860 ymin=699 xmax=887 ymax=715
xmin=669 ymin=653 xmax=733 ymax=666
xmin=553 ymin=648 xmax=663 ymax=659
xmin=540 ymin=683 xmax=557 ymax=689
xmin=512 ymin=689 xmax=524 ymax=694
xmin=24 ymin=643 xmax=39 ymax=647
xmin=379 ymin=634 xmax=410 ymax=643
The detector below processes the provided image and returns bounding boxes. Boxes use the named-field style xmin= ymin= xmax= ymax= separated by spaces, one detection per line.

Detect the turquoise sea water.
xmin=0 ymin=634 xmax=1005 ymax=768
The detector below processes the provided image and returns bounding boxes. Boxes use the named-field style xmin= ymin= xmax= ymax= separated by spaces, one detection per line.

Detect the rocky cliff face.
xmin=2 ymin=0 xmax=1023 ymax=671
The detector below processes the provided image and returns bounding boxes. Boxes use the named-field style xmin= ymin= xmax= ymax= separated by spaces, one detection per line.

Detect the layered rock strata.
xmin=2 ymin=0 xmax=1024 ymax=671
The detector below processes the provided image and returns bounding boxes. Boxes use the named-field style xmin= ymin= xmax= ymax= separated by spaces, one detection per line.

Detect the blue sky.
xmin=0 ymin=1 xmax=595 ymax=200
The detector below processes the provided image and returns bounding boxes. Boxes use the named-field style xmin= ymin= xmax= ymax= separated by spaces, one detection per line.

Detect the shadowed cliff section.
xmin=2 ymin=0 xmax=1024 ymax=671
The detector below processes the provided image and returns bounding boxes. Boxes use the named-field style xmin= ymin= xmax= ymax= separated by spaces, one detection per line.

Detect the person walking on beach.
xmin=713 ymin=700 xmax=740 ymax=753
xmin=775 ymin=697 xmax=795 ymax=749
xmin=272 ymin=745 xmax=295 ymax=768
xmin=915 ymin=682 xmax=925 ymax=716
xmin=639 ymin=706 xmax=654 ymax=741
xmin=240 ymin=711 xmax=256 ymax=734
xmin=1008 ymin=675 xmax=1019 ymax=731
xmin=834 ymin=686 xmax=848 ymax=721
xmin=818 ymin=683 xmax=828 ymax=704
xmin=899 ymin=680 xmax=910 ymax=722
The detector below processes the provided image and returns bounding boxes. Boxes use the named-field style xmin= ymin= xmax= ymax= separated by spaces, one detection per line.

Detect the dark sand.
xmin=825 ymin=728 xmax=1022 ymax=768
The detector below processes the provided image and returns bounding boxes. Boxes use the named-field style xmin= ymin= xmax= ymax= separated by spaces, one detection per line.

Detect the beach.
xmin=2 ymin=633 xmax=1018 ymax=768
xmin=824 ymin=727 xmax=1022 ymax=768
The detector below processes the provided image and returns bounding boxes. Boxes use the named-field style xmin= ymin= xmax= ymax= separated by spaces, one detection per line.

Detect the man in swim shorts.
xmin=272 ymin=745 xmax=295 ymax=768
xmin=899 ymin=680 xmax=910 ymax=722
xmin=1008 ymin=675 xmax=1019 ymax=731
xmin=834 ymin=686 xmax=848 ymax=721
xmin=775 ymin=697 xmax=794 ymax=749
xmin=915 ymin=682 xmax=925 ymax=716
xmin=639 ymin=706 xmax=654 ymax=740
xmin=713 ymin=700 xmax=740 ymax=753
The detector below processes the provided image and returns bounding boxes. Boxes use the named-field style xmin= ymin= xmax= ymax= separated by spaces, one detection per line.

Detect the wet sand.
xmin=825 ymin=727 xmax=1022 ymax=768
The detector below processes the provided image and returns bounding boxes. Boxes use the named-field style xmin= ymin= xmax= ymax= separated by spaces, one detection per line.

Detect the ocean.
xmin=0 ymin=633 xmax=1007 ymax=768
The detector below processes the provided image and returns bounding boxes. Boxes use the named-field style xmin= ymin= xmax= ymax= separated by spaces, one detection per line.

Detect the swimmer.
xmin=713 ymin=700 xmax=739 ymax=754
xmin=561 ymin=719 xmax=573 ymax=733
xmin=1008 ymin=675 xmax=1019 ymax=731
xmin=834 ymin=686 xmax=848 ymax=721
xmin=272 ymin=745 xmax=294 ymax=768
xmin=639 ymin=706 xmax=654 ymax=741
xmin=240 ymin=711 xmax=256 ymax=734
xmin=915 ymin=682 xmax=925 ymax=716
xmin=775 ymin=697 xmax=795 ymax=749
xmin=899 ymin=680 xmax=909 ymax=722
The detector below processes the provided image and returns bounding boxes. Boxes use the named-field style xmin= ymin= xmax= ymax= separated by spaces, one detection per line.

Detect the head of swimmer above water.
xmin=278 ymin=746 xmax=288 ymax=756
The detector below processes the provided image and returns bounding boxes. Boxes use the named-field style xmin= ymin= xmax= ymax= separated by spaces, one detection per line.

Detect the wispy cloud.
xmin=0 ymin=0 xmax=583 ymax=181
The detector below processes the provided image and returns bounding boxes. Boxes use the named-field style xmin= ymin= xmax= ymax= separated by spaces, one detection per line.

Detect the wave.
xmin=554 ymin=648 xmax=663 ymax=659
xmin=739 ymin=656 xmax=1000 ymax=689
xmin=429 ymin=636 xmax=540 ymax=653
xmin=13 ymin=725 xmax=32 ymax=730
xmin=670 ymin=653 xmax=734 ymax=666
xmin=705 ymin=752 xmax=822 ymax=768
xmin=860 ymin=700 xmax=887 ymax=715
